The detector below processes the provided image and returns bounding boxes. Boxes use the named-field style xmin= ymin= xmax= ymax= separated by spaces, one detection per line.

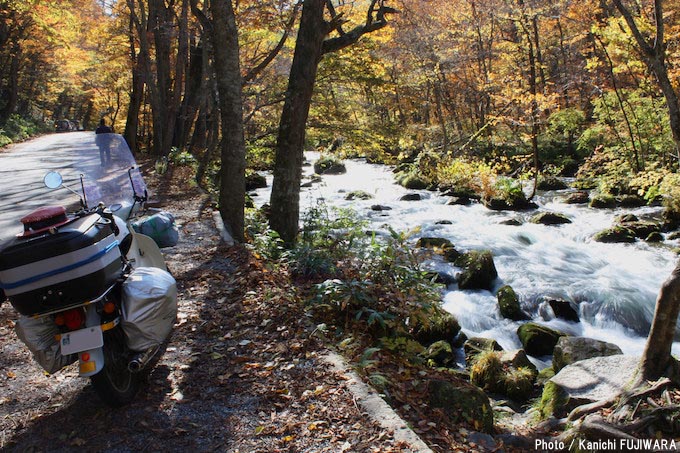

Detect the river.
xmin=252 ymin=153 xmax=680 ymax=363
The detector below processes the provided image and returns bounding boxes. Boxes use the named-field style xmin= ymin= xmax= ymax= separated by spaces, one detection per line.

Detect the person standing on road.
xmin=95 ymin=119 xmax=113 ymax=166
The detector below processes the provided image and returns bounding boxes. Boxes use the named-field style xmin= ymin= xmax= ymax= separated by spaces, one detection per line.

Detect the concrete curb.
xmin=212 ymin=211 xmax=235 ymax=246
xmin=321 ymin=351 xmax=434 ymax=453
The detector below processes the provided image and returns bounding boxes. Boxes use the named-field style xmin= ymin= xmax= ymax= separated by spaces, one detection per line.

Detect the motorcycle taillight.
xmin=55 ymin=308 xmax=86 ymax=331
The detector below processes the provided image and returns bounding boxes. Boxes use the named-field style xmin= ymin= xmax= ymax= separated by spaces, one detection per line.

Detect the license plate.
xmin=60 ymin=327 xmax=104 ymax=355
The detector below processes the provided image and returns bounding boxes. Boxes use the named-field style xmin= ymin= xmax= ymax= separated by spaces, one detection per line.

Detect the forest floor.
xmin=1 ymin=163 xmax=480 ymax=453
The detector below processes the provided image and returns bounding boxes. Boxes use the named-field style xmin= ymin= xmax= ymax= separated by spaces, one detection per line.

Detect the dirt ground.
xmin=0 ymin=165 xmax=425 ymax=452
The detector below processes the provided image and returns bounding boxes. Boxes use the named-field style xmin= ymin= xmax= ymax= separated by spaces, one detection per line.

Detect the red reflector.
xmin=81 ymin=352 xmax=91 ymax=362
xmin=63 ymin=308 xmax=85 ymax=330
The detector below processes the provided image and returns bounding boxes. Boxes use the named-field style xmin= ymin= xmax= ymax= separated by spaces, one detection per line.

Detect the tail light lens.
xmin=60 ymin=308 xmax=86 ymax=330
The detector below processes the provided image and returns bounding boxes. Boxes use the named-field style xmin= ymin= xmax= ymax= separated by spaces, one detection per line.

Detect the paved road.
xmin=0 ymin=132 xmax=111 ymax=240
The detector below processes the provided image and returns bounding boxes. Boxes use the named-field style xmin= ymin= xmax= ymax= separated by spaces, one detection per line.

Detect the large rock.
xmin=500 ymin=349 xmax=537 ymax=375
xmin=464 ymin=337 xmax=503 ymax=365
xmin=422 ymin=340 xmax=455 ymax=367
xmin=541 ymin=355 xmax=639 ymax=417
xmin=414 ymin=308 xmax=461 ymax=346
xmin=344 ymin=190 xmax=373 ymax=200
xmin=530 ymin=211 xmax=572 ymax=225
xmin=548 ymin=299 xmax=579 ymax=323
xmin=517 ymin=322 xmax=567 ymax=357
xmin=416 ymin=237 xmax=454 ymax=249
xmin=621 ymin=221 xmax=661 ymax=239
xmin=589 ymin=195 xmax=617 ymax=208
xmin=455 ymin=250 xmax=498 ymax=291
xmin=617 ymin=195 xmax=645 ymax=208
xmin=564 ymin=191 xmax=590 ymax=204
xmin=245 ymin=172 xmax=267 ymax=191
xmin=482 ymin=196 xmax=538 ymax=212
xmin=314 ymin=156 xmax=346 ymax=175
xmin=397 ymin=172 xmax=428 ymax=190
xmin=552 ymin=337 xmax=623 ymax=372
xmin=497 ymin=285 xmax=529 ymax=321
xmin=400 ymin=193 xmax=422 ymax=201
xmin=593 ymin=226 xmax=636 ymax=243
xmin=537 ymin=176 xmax=568 ymax=190
xmin=428 ymin=379 xmax=494 ymax=433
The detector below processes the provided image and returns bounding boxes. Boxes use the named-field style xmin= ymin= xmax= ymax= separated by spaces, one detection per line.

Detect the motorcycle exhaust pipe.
xmin=128 ymin=345 xmax=160 ymax=373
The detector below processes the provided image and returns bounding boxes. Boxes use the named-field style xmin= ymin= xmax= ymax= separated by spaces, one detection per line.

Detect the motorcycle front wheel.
xmin=90 ymin=327 xmax=141 ymax=407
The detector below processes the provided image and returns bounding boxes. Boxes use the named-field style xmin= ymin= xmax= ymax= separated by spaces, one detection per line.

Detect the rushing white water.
xmin=252 ymin=153 xmax=680 ymax=361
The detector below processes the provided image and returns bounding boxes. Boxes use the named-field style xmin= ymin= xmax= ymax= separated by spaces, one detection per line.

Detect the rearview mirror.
xmin=44 ymin=171 xmax=63 ymax=189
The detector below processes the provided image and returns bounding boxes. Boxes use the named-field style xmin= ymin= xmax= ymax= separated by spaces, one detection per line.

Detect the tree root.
xmin=562 ymin=377 xmax=680 ymax=443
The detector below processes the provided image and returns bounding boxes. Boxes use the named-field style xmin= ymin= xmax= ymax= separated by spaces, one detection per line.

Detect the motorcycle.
xmin=0 ymin=133 xmax=177 ymax=407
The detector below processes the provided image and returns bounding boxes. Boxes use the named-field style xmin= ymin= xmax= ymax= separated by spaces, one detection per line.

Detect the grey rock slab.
xmin=550 ymin=355 xmax=639 ymax=402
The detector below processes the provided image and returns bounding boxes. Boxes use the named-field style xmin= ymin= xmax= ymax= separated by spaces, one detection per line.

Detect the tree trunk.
xmin=124 ymin=14 xmax=144 ymax=154
xmin=209 ymin=0 xmax=246 ymax=242
xmin=269 ymin=0 xmax=327 ymax=245
xmin=640 ymin=262 xmax=680 ymax=380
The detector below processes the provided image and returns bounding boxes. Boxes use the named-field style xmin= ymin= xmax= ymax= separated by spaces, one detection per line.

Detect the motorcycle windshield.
xmin=64 ymin=133 xmax=147 ymax=216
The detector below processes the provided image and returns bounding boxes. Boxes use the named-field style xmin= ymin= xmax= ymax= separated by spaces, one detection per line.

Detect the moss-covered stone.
xmin=552 ymin=337 xmax=622 ymax=372
xmin=344 ymin=190 xmax=373 ymax=201
xmin=455 ymin=250 xmax=498 ymax=291
xmin=397 ymin=173 xmax=428 ymax=190
xmin=400 ymin=193 xmax=422 ymax=201
xmin=564 ymin=191 xmax=590 ymax=204
xmin=536 ymin=365 xmax=555 ymax=386
xmin=538 ymin=380 xmax=570 ymax=419
xmin=517 ymin=322 xmax=567 ymax=357
xmin=646 ymin=231 xmax=664 ymax=242
xmin=622 ymin=221 xmax=661 ymax=239
xmin=502 ymin=367 xmax=536 ymax=402
xmin=314 ymin=156 xmax=346 ymax=175
xmin=470 ymin=350 xmax=537 ymax=402
xmin=537 ymin=176 xmax=568 ymax=191
xmin=530 ymin=211 xmax=572 ymax=225
xmin=593 ymin=226 xmax=636 ymax=243
xmin=414 ymin=307 xmax=461 ymax=346
xmin=416 ymin=237 xmax=454 ymax=249
xmin=497 ymin=285 xmax=529 ymax=321
xmin=464 ymin=337 xmax=503 ymax=365
xmin=617 ymin=195 xmax=645 ymax=208
xmin=423 ymin=340 xmax=454 ymax=367
xmin=245 ymin=172 xmax=267 ymax=191
xmin=589 ymin=195 xmax=616 ymax=209
xmin=428 ymin=379 xmax=494 ymax=433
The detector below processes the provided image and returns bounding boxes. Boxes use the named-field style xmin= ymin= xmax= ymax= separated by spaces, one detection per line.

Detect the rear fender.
xmin=126 ymin=232 xmax=167 ymax=271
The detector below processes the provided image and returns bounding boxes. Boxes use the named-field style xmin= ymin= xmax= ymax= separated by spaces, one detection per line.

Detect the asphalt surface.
xmin=0 ymin=132 xmax=139 ymax=241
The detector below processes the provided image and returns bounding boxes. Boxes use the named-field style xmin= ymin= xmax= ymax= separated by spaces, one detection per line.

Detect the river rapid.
xmin=252 ymin=153 xmax=680 ymax=365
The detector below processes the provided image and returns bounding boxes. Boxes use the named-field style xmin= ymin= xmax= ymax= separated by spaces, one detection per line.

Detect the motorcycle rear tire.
xmin=90 ymin=328 xmax=141 ymax=407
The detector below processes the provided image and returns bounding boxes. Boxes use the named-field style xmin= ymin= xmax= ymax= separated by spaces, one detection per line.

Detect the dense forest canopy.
xmin=3 ymin=0 xmax=680 ymax=215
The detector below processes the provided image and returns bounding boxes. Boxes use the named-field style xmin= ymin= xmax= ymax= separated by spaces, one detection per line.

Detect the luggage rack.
xmin=31 ymin=283 xmax=117 ymax=319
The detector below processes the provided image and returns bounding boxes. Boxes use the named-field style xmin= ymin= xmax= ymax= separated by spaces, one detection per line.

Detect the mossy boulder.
xmin=464 ymin=337 xmax=503 ymax=365
xmin=400 ymin=193 xmax=422 ymax=201
xmin=621 ymin=221 xmax=661 ymax=239
xmin=245 ymin=172 xmax=267 ymax=191
xmin=455 ymin=250 xmax=498 ymax=291
xmin=537 ymin=176 xmax=568 ymax=190
xmin=416 ymin=237 xmax=454 ymax=250
xmin=470 ymin=350 xmax=537 ymax=402
xmin=517 ymin=322 xmax=567 ymax=357
xmin=538 ymin=380 xmax=570 ymax=418
xmin=589 ymin=195 xmax=616 ymax=209
xmin=547 ymin=299 xmax=579 ymax=322
xmin=314 ymin=156 xmax=346 ymax=175
xmin=552 ymin=336 xmax=622 ymax=373
xmin=593 ymin=226 xmax=636 ymax=243
xmin=422 ymin=340 xmax=455 ymax=367
xmin=500 ymin=218 xmax=522 ymax=226
xmin=344 ymin=190 xmax=373 ymax=201
xmin=617 ymin=195 xmax=646 ymax=208
xmin=414 ymin=307 xmax=461 ymax=346
xmin=530 ymin=211 xmax=572 ymax=225
xmin=482 ymin=195 xmax=538 ymax=212
xmin=646 ymin=231 xmax=664 ymax=242
xmin=497 ymin=285 xmax=529 ymax=321
xmin=428 ymin=378 xmax=494 ymax=433
xmin=396 ymin=172 xmax=428 ymax=190
xmin=564 ymin=191 xmax=590 ymax=204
